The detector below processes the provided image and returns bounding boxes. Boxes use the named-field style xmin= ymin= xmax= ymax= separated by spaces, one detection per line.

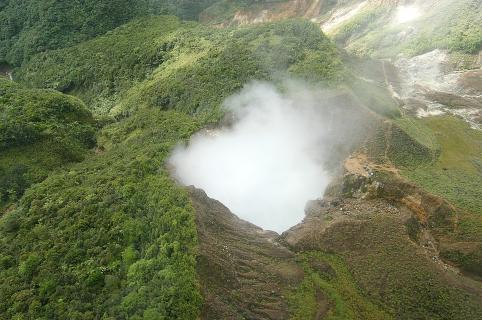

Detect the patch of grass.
xmin=333 ymin=6 xmax=389 ymax=44
xmin=289 ymin=252 xmax=393 ymax=320
xmin=200 ymin=0 xmax=289 ymax=25
xmin=400 ymin=116 xmax=482 ymax=214
xmin=395 ymin=118 xmax=440 ymax=153
xmin=347 ymin=77 xmax=400 ymax=118
xmin=387 ymin=118 xmax=440 ymax=167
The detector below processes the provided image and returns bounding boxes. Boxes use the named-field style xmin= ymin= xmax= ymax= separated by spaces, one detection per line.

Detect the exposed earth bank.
xmin=190 ymin=153 xmax=482 ymax=319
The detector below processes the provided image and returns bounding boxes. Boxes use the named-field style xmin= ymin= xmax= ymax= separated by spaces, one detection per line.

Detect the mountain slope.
xmin=0 ymin=2 xmax=481 ymax=319
xmin=0 ymin=109 xmax=202 ymax=319
xmin=0 ymin=78 xmax=95 ymax=208
xmin=0 ymin=0 xmax=220 ymax=66
xmin=0 ymin=16 xmax=345 ymax=319
xmin=16 ymin=16 xmax=342 ymax=116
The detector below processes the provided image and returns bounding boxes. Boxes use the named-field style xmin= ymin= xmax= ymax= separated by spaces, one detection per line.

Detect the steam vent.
xmin=0 ymin=1 xmax=481 ymax=319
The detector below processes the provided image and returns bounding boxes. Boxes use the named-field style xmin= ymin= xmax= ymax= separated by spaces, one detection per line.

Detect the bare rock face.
xmin=188 ymin=186 xmax=303 ymax=320
xmin=458 ymin=70 xmax=482 ymax=95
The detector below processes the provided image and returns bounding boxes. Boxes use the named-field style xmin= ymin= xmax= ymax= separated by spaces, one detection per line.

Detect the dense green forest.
xmin=0 ymin=15 xmax=343 ymax=319
xmin=0 ymin=79 xmax=95 ymax=207
xmin=0 ymin=0 xmax=220 ymax=65
xmin=0 ymin=109 xmax=202 ymax=319
xmin=16 ymin=16 xmax=342 ymax=115
xmin=0 ymin=1 xmax=481 ymax=319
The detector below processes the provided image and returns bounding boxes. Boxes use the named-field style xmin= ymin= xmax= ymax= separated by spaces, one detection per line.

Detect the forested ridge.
xmin=0 ymin=0 xmax=481 ymax=319
xmin=0 ymin=0 xmax=221 ymax=66
xmin=0 ymin=12 xmax=343 ymax=319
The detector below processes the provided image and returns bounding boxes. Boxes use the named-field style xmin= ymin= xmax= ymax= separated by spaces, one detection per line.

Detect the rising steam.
xmin=395 ymin=4 xmax=421 ymax=24
xmin=169 ymin=81 xmax=367 ymax=232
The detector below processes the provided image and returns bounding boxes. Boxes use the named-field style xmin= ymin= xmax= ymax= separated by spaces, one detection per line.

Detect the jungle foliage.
xmin=0 ymin=0 xmax=218 ymax=66
xmin=17 ymin=16 xmax=343 ymax=116
xmin=1 ymin=2 xmax=480 ymax=318
xmin=0 ymin=109 xmax=202 ymax=319
xmin=0 ymin=15 xmax=344 ymax=319
xmin=0 ymin=78 xmax=95 ymax=207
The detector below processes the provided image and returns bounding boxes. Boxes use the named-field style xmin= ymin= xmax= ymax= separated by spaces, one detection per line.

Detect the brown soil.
xmin=191 ymin=175 xmax=482 ymax=318
xmin=189 ymin=187 xmax=304 ymax=319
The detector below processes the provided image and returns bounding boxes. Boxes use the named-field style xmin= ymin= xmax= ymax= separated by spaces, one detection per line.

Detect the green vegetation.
xmin=289 ymin=252 xmax=392 ymax=320
xmin=157 ymin=0 xmax=220 ymax=21
xmin=0 ymin=0 xmax=223 ymax=66
xmin=0 ymin=78 xmax=95 ymax=207
xmin=347 ymin=78 xmax=400 ymax=118
xmin=387 ymin=118 xmax=440 ymax=167
xmin=17 ymin=16 xmax=191 ymax=115
xmin=1 ymin=15 xmax=344 ymax=319
xmin=18 ymin=17 xmax=343 ymax=116
xmin=200 ymin=0 xmax=289 ymax=24
xmin=120 ymin=19 xmax=343 ymax=117
xmin=400 ymin=116 xmax=481 ymax=214
xmin=404 ymin=0 xmax=482 ymax=55
xmin=323 ymin=214 xmax=481 ymax=319
xmin=0 ymin=0 xmax=146 ymax=66
xmin=1 ymin=1 xmax=480 ymax=317
xmin=398 ymin=116 xmax=482 ymax=275
xmin=333 ymin=6 xmax=388 ymax=45
xmin=332 ymin=0 xmax=482 ymax=58
xmin=0 ymin=109 xmax=202 ymax=319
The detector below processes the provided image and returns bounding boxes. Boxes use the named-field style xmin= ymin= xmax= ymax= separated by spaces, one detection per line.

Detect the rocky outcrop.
xmin=336 ymin=152 xmax=482 ymax=279
xmin=338 ymin=163 xmax=458 ymax=228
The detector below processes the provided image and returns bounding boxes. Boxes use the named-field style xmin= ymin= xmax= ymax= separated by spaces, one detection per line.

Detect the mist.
xmin=169 ymin=81 xmax=369 ymax=232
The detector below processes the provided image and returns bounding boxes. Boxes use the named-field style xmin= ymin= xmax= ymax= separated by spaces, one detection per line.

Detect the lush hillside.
xmin=0 ymin=16 xmax=344 ymax=319
xmin=197 ymin=0 xmax=482 ymax=58
xmin=0 ymin=78 xmax=95 ymax=208
xmin=0 ymin=0 xmax=220 ymax=66
xmin=17 ymin=16 xmax=343 ymax=115
xmin=398 ymin=117 xmax=482 ymax=276
xmin=1 ymin=3 xmax=481 ymax=319
xmin=329 ymin=0 xmax=482 ymax=58
xmin=0 ymin=109 xmax=202 ymax=319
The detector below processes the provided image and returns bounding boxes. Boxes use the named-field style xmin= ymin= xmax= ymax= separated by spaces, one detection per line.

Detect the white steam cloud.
xmin=395 ymin=5 xmax=421 ymax=24
xmin=169 ymin=81 xmax=365 ymax=232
